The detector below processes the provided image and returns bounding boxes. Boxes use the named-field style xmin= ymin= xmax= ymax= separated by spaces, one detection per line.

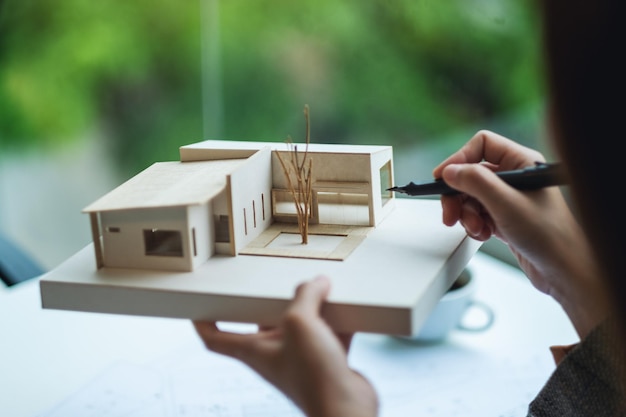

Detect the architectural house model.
xmin=82 ymin=140 xmax=395 ymax=271
xmin=39 ymin=139 xmax=482 ymax=336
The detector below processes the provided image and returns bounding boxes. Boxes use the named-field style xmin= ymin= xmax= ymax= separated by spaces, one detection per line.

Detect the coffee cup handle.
xmin=457 ymin=300 xmax=495 ymax=332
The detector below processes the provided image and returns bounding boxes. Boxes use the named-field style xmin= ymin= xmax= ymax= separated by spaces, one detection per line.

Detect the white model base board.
xmin=40 ymin=199 xmax=482 ymax=336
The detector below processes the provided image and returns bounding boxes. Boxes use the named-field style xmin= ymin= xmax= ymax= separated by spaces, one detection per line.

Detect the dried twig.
xmin=275 ymin=105 xmax=313 ymax=244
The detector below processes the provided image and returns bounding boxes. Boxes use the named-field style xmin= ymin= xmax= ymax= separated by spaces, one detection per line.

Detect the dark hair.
xmin=539 ymin=0 xmax=625 ymax=333
xmin=539 ymin=4 xmax=626 ymax=409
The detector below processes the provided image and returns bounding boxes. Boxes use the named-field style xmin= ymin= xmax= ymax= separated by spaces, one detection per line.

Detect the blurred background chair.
xmin=0 ymin=233 xmax=45 ymax=287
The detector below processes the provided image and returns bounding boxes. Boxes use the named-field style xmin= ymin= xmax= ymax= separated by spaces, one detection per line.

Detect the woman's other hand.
xmin=193 ymin=276 xmax=378 ymax=417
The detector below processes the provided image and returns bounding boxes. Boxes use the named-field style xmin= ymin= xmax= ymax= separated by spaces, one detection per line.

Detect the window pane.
xmin=143 ymin=229 xmax=184 ymax=257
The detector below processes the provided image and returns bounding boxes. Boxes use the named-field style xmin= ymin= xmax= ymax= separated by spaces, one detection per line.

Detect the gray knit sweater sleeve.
xmin=527 ymin=319 xmax=626 ymax=417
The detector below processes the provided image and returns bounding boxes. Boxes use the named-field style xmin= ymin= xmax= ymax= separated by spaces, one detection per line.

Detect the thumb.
xmin=442 ymin=163 xmax=523 ymax=214
xmin=289 ymin=275 xmax=331 ymax=318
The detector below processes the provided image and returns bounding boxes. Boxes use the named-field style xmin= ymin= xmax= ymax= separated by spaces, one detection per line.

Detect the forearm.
xmin=263 ymin=368 xmax=377 ymax=417
xmin=298 ymin=370 xmax=379 ymax=417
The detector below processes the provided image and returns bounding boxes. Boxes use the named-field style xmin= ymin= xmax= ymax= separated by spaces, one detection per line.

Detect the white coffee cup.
xmin=405 ymin=268 xmax=494 ymax=342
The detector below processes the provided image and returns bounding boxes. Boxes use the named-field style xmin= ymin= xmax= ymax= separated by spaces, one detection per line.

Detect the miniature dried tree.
xmin=275 ymin=105 xmax=314 ymax=244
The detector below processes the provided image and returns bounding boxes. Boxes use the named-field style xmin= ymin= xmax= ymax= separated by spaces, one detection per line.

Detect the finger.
xmin=432 ymin=130 xmax=543 ymax=178
xmin=462 ymin=216 xmax=493 ymax=241
xmin=433 ymin=130 xmax=507 ymax=177
xmin=441 ymin=163 xmax=525 ymax=216
xmin=465 ymin=130 xmax=542 ymax=168
xmin=288 ymin=275 xmax=331 ymax=318
xmin=460 ymin=198 xmax=495 ymax=240
xmin=440 ymin=194 xmax=463 ymax=227
xmin=193 ymin=320 xmax=262 ymax=360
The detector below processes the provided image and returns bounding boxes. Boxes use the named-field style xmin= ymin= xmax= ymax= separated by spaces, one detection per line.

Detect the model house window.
xmin=317 ymin=191 xmax=370 ymax=226
xmin=192 ymin=228 xmax=198 ymax=256
xmin=272 ymin=189 xmax=299 ymax=217
xmin=379 ymin=161 xmax=393 ymax=206
xmin=214 ymin=215 xmax=230 ymax=243
xmin=143 ymin=229 xmax=184 ymax=257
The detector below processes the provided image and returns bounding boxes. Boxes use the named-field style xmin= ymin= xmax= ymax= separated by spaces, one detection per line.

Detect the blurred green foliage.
xmin=0 ymin=0 xmax=202 ymax=173
xmin=219 ymin=0 xmax=544 ymax=146
xmin=0 ymin=0 xmax=543 ymax=177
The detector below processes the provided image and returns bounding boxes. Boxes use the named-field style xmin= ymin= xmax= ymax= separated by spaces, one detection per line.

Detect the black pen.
xmin=387 ymin=162 xmax=568 ymax=196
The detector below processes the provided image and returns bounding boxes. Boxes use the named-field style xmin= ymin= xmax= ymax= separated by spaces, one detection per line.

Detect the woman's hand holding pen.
xmin=432 ymin=129 xmax=553 ymax=242
xmin=433 ymin=130 xmax=610 ymax=339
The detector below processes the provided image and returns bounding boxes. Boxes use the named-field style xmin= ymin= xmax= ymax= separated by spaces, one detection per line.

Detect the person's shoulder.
xmin=528 ymin=317 xmax=626 ymax=417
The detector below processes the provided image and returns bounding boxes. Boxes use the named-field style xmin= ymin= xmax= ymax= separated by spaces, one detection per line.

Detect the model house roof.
xmin=179 ymin=140 xmax=391 ymax=162
xmin=83 ymin=159 xmax=246 ymax=212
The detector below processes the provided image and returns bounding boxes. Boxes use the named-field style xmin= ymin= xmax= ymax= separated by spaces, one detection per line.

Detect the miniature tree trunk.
xmin=275 ymin=105 xmax=313 ymax=244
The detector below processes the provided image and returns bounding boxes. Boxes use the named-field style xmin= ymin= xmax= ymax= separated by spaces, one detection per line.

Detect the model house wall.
xmin=227 ymin=147 xmax=274 ymax=255
xmin=99 ymin=205 xmax=208 ymax=272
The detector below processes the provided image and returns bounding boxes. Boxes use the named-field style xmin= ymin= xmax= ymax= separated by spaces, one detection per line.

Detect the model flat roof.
xmin=83 ymin=159 xmax=246 ymax=212
xmin=179 ymin=140 xmax=392 ymax=162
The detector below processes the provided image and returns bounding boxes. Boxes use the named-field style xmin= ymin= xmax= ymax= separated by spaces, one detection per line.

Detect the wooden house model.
xmin=83 ymin=140 xmax=395 ymax=272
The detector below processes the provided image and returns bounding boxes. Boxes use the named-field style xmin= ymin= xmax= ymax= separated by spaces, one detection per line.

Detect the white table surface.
xmin=0 ymin=252 xmax=578 ymax=417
